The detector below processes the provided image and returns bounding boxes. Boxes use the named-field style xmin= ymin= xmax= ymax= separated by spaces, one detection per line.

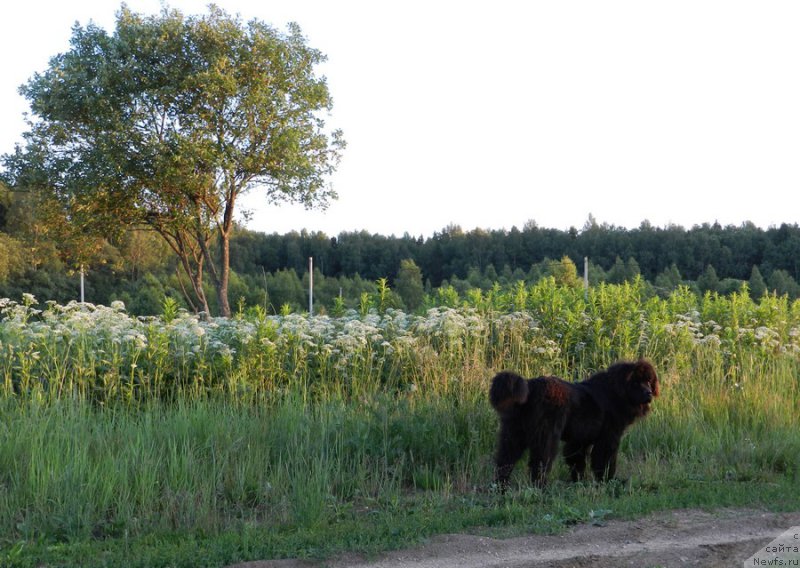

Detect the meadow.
xmin=1 ymin=278 xmax=800 ymax=567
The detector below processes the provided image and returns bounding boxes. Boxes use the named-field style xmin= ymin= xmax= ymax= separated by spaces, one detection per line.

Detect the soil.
xmin=226 ymin=508 xmax=800 ymax=568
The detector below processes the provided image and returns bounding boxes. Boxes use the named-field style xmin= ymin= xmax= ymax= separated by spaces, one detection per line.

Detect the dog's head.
xmin=489 ymin=371 xmax=529 ymax=413
xmin=623 ymin=358 xmax=659 ymax=417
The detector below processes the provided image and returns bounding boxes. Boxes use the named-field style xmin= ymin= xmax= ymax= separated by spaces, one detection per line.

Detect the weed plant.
xmin=1 ymin=279 xmax=800 ymax=566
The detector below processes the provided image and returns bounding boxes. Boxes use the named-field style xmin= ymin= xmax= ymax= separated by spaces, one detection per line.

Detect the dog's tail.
xmin=489 ymin=371 xmax=529 ymax=413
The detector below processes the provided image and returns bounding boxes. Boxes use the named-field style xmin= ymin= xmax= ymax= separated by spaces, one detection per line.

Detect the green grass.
xmin=2 ymin=361 xmax=800 ymax=568
xmin=2 ymin=282 xmax=800 ymax=566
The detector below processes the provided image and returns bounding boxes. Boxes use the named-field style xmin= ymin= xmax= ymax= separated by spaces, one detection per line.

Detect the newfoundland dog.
xmin=489 ymin=359 xmax=659 ymax=489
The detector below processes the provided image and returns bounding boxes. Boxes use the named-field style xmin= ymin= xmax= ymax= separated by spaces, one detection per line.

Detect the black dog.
xmin=489 ymin=359 xmax=659 ymax=489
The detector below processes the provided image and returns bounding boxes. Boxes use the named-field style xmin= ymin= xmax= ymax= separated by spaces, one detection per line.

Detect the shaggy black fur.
xmin=489 ymin=359 xmax=659 ymax=489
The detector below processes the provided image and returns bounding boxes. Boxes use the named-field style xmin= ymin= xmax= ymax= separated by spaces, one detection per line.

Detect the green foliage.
xmin=2 ymin=282 xmax=800 ymax=566
xmin=331 ymin=295 xmax=346 ymax=317
xmin=654 ymin=263 xmax=682 ymax=296
xmin=0 ymin=233 xmax=25 ymax=283
xmin=768 ymin=269 xmax=800 ymax=298
xmin=433 ymin=285 xmax=461 ymax=308
xmin=161 ymin=296 xmax=179 ymax=324
xmin=373 ymin=277 xmax=402 ymax=314
xmin=118 ymin=231 xmax=173 ymax=281
xmin=395 ymin=259 xmax=425 ymax=312
xmin=4 ymin=216 xmax=800 ymax=312
xmin=3 ymin=280 xmax=800 ymax=406
xmin=607 ymin=256 xmax=641 ymax=284
xmin=549 ymin=256 xmax=581 ymax=288
xmin=697 ymin=264 xmax=720 ymax=293
xmin=3 ymin=5 xmax=344 ymax=316
xmin=129 ymin=273 xmax=170 ymax=316
xmin=358 ymin=292 xmax=372 ymax=317
xmin=0 ymin=284 xmax=800 ymax=566
xmin=0 ymin=183 xmax=9 ymax=231
xmin=749 ymin=265 xmax=767 ymax=299
xmin=266 ymin=269 xmax=305 ymax=313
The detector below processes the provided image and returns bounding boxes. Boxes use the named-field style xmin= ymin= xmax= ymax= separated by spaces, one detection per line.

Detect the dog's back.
xmin=490 ymin=371 xmax=576 ymax=413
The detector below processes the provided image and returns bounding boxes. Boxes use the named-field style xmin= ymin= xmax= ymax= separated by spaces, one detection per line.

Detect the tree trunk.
xmin=216 ymin=231 xmax=231 ymax=317
xmin=152 ymin=225 xmax=212 ymax=317
xmin=211 ymin=187 xmax=237 ymax=318
xmin=194 ymin=267 xmax=211 ymax=317
xmin=197 ymin=220 xmax=232 ymax=318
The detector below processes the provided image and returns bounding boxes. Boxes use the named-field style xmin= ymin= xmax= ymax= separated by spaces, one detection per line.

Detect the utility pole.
xmin=308 ymin=257 xmax=314 ymax=315
xmin=584 ymin=257 xmax=589 ymax=300
xmin=80 ymin=265 xmax=85 ymax=304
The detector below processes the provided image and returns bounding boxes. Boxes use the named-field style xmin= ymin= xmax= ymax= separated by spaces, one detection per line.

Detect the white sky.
xmin=2 ymin=1 xmax=799 ymax=237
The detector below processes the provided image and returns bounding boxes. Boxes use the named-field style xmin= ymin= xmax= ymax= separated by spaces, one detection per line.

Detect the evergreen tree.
xmin=767 ymin=269 xmax=800 ymax=298
xmin=697 ymin=265 xmax=720 ymax=294
xmin=607 ymin=257 xmax=627 ymax=284
xmin=625 ymin=257 xmax=641 ymax=281
xmin=748 ymin=265 xmax=767 ymax=299
xmin=550 ymin=256 xmax=581 ymax=288
xmin=395 ymin=259 xmax=425 ymax=312
xmin=655 ymin=263 xmax=682 ymax=290
xmin=266 ymin=269 xmax=305 ymax=312
xmin=484 ymin=264 xmax=499 ymax=285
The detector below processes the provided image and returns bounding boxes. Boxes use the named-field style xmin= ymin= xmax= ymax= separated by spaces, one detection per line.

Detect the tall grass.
xmin=1 ymin=279 xmax=800 ymax=561
xmin=0 ymin=395 xmax=497 ymax=541
xmin=3 ymin=280 xmax=799 ymax=403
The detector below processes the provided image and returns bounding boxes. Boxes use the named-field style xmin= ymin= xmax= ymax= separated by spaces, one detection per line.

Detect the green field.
xmin=2 ymin=279 xmax=800 ymax=567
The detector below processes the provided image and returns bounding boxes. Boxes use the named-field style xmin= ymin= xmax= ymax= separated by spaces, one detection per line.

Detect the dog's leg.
xmin=495 ymin=425 xmax=525 ymax=490
xmin=590 ymin=435 xmax=621 ymax=481
xmin=563 ymin=441 xmax=589 ymax=482
xmin=528 ymin=430 xmax=560 ymax=487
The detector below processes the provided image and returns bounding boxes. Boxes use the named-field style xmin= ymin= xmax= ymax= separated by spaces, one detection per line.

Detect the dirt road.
xmin=228 ymin=508 xmax=800 ymax=568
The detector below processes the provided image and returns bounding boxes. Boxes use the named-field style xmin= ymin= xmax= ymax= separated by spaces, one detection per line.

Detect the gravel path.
xmin=227 ymin=508 xmax=800 ymax=568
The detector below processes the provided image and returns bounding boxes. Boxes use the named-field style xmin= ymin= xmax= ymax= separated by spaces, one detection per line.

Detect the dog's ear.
xmin=633 ymin=358 xmax=659 ymax=397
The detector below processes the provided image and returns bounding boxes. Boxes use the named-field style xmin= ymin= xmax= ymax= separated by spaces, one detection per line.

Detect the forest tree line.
xmin=1 ymin=6 xmax=797 ymax=317
xmin=2 ymin=189 xmax=800 ymax=315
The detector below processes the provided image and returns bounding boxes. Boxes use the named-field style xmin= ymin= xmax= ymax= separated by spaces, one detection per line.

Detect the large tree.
xmin=3 ymin=4 xmax=343 ymax=316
